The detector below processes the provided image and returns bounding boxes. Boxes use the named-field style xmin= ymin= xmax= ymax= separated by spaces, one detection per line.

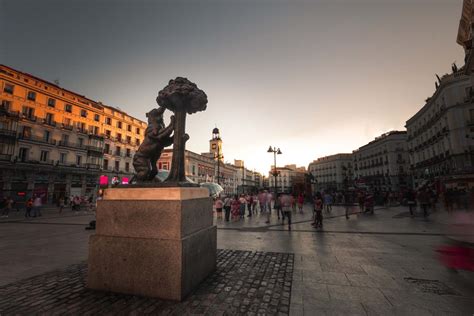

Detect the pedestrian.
xmin=324 ymin=192 xmax=333 ymax=213
xmin=297 ymin=193 xmax=304 ymax=213
xmin=357 ymin=191 xmax=365 ymax=212
xmin=223 ymin=195 xmax=232 ymax=222
xmin=275 ymin=193 xmax=283 ymax=220
xmin=247 ymin=194 xmax=253 ymax=217
xmin=292 ymin=194 xmax=297 ymax=212
xmin=266 ymin=192 xmax=273 ymax=214
xmin=312 ymin=193 xmax=323 ymax=229
xmin=33 ymin=195 xmax=42 ymax=217
xmin=0 ymin=197 xmax=6 ymax=218
xmin=406 ymin=189 xmax=416 ymax=216
xmin=364 ymin=192 xmax=374 ymax=214
xmin=343 ymin=191 xmax=353 ymax=219
xmin=215 ymin=196 xmax=224 ymax=219
xmin=252 ymin=194 xmax=258 ymax=214
xmin=231 ymin=195 xmax=240 ymax=220
xmin=58 ymin=196 xmax=65 ymax=214
xmin=25 ymin=197 xmax=33 ymax=218
xmin=1 ymin=197 xmax=13 ymax=218
xmin=258 ymin=190 xmax=267 ymax=214
xmin=239 ymin=194 xmax=246 ymax=219
xmin=418 ymin=188 xmax=430 ymax=217
xmin=281 ymin=193 xmax=293 ymax=230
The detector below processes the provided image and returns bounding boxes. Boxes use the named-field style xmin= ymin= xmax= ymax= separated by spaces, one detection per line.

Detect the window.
xmin=117 ymin=133 xmax=122 ymax=142
xmin=65 ymin=104 xmax=72 ymax=113
xmin=127 ymin=124 xmax=132 ymax=132
xmin=126 ymin=148 xmax=131 ymax=157
xmin=106 ymin=117 xmax=111 ymax=125
xmin=61 ymin=134 xmax=69 ymax=145
xmin=105 ymin=130 xmax=111 ymax=138
xmin=80 ymin=109 xmax=87 ymax=118
xmin=3 ymin=83 xmax=14 ymax=94
xmin=117 ymin=121 xmax=122 ymax=129
xmin=103 ymin=159 xmax=109 ymax=170
xmin=63 ymin=117 xmax=71 ymax=126
xmin=1 ymin=100 xmax=11 ymax=110
xmin=126 ymin=136 xmax=131 ymax=144
xmin=104 ymin=143 xmax=110 ymax=153
xmin=45 ymin=113 xmax=54 ymax=125
xmin=60 ymin=153 xmax=67 ymax=163
xmin=47 ymin=98 xmax=56 ymax=107
xmin=136 ymin=138 xmax=140 ymax=146
xmin=78 ymin=138 xmax=84 ymax=147
xmin=19 ymin=147 xmax=28 ymax=162
xmin=115 ymin=146 xmax=121 ymax=156
xmin=136 ymin=127 xmax=140 ymax=135
xmin=22 ymin=126 xmax=32 ymax=139
xmin=22 ymin=106 xmax=35 ymax=118
xmin=125 ymin=162 xmax=130 ymax=172
xmin=27 ymin=91 xmax=36 ymax=101
xmin=76 ymin=155 xmax=82 ymax=165
xmin=40 ymin=150 xmax=49 ymax=162
xmin=44 ymin=130 xmax=50 ymax=142
xmin=115 ymin=160 xmax=120 ymax=171
xmin=94 ymin=114 xmax=100 ymax=122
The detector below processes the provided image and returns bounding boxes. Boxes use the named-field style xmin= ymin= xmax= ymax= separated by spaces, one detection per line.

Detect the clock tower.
xmin=210 ymin=127 xmax=223 ymax=162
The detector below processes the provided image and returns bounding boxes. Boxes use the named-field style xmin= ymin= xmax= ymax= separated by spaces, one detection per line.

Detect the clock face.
xmin=212 ymin=144 xmax=217 ymax=149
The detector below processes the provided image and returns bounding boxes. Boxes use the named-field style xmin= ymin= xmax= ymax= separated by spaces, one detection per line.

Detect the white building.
xmin=353 ymin=131 xmax=410 ymax=191
xmin=406 ymin=67 xmax=474 ymax=188
xmin=308 ymin=153 xmax=353 ymax=191
xmin=268 ymin=164 xmax=306 ymax=193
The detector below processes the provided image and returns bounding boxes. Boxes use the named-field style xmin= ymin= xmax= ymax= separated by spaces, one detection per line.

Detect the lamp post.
xmin=267 ymin=146 xmax=282 ymax=196
xmin=214 ymin=150 xmax=223 ymax=185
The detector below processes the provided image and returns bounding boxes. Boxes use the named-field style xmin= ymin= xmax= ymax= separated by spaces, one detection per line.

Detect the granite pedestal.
xmin=87 ymin=187 xmax=216 ymax=301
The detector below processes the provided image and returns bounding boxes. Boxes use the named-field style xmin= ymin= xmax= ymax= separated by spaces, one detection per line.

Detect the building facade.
xmin=406 ymin=67 xmax=474 ymax=188
xmin=0 ymin=64 xmax=146 ymax=204
xmin=268 ymin=164 xmax=307 ymax=193
xmin=353 ymin=131 xmax=410 ymax=191
xmin=308 ymin=154 xmax=353 ymax=191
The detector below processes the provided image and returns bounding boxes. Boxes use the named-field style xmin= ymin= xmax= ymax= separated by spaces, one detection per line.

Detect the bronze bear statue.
xmin=132 ymin=106 xmax=174 ymax=182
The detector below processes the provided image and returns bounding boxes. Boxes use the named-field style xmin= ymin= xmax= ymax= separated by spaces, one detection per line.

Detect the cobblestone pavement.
xmin=0 ymin=249 xmax=293 ymax=315
xmin=1 ymin=204 xmax=473 ymax=315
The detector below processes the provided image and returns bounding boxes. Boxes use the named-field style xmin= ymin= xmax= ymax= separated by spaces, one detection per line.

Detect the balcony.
xmin=86 ymin=163 xmax=101 ymax=170
xmin=21 ymin=114 xmax=37 ymax=122
xmin=0 ymin=154 xmax=11 ymax=161
xmin=114 ymin=151 xmax=122 ymax=157
xmin=87 ymin=145 xmax=104 ymax=157
xmin=76 ymin=127 xmax=88 ymax=134
xmin=0 ymin=128 xmax=16 ymax=139
xmin=18 ymin=134 xmax=56 ymax=145
xmin=103 ymin=149 xmax=112 ymax=155
xmin=89 ymin=133 xmax=105 ymax=140
xmin=43 ymin=119 xmax=56 ymax=127
xmin=61 ymin=123 xmax=74 ymax=130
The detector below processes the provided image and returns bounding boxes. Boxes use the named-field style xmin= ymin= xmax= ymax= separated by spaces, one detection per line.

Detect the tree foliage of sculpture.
xmin=157 ymin=77 xmax=208 ymax=184
xmin=132 ymin=107 xmax=174 ymax=182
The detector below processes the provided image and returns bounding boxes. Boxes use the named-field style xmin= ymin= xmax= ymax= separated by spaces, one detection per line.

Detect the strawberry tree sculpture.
xmin=156 ymin=77 xmax=208 ymax=185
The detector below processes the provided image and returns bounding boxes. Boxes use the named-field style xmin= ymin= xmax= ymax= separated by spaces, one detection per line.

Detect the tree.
xmin=156 ymin=77 xmax=208 ymax=183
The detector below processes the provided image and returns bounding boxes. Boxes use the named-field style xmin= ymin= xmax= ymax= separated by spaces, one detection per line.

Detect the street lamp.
xmin=267 ymin=146 xmax=282 ymax=196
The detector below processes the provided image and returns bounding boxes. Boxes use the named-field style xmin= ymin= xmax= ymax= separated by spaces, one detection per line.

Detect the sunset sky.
xmin=0 ymin=0 xmax=465 ymax=174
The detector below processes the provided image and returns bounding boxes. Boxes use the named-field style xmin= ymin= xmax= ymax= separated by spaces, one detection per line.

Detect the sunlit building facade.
xmin=353 ymin=131 xmax=410 ymax=191
xmin=308 ymin=154 xmax=353 ymax=191
xmin=0 ymin=64 xmax=146 ymax=203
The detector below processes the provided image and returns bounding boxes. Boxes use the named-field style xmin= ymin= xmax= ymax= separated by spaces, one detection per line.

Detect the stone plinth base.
xmin=87 ymin=187 xmax=216 ymax=301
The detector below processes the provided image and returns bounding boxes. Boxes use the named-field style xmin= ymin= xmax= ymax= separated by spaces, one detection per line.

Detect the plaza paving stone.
xmin=1 ymin=204 xmax=474 ymax=315
xmin=0 ymin=249 xmax=294 ymax=315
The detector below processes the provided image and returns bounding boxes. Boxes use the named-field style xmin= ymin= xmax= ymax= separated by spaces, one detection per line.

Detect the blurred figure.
xmin=297 ymin=193 xmax=304 ymax=213
xmin=324 ymin=192 xmax=333 ymax=213
xmin=418 ymin=188 xmax=430 ymax=217
xmin=357 ymin=191 xmax=365 ymax=212
xmin=312 ymin=192 xmax=323 ymax=229
xmin=258 ymin=190 xmax=267 ymax=214
xmin=58 ymin=196 xmax=65 ymax=214
xmin=275 ymin=193 xmax=283 ymax=220
xmin=343 ymin=191 xmax=353 ymax=219
xmin=231 ymin=195 xmax=240 ymax=220
xmin=25 ymin=197 xmax=33 ymax=218
xmin=280 ymin=193 xmax=293 ymax=230
xmin=405 ymin=189 xmax=416 ymax=217
xmin=223 ymin=195 xmax=232 ymax=222
xmin=239 ymin=194 xmax=246 ymax=219
xmin=1 ymin=197 xmax=13 ymax=218
xmin=364 ymin=192 xmax=374 ymax=214
xmin=215 ymin=196 xmax=223 ymax=219
xmin=33 ymin=194 xmax=42 ymax=217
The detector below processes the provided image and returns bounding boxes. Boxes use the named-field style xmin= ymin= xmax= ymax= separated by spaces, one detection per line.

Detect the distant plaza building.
xmin=268 ymin=164 xmax=306 ymax=193
xmin=0 ymin=64 xmax=146 ymax=203
xmin=157 ymin=128 xmax=261 ymax=195
xmin=308 ymin=154 xmax=353 ymax=191
xmin=353 ymin=131 xmax=410 ymax=191
xmin=406 ymin=66 xmax=474 ymax=188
